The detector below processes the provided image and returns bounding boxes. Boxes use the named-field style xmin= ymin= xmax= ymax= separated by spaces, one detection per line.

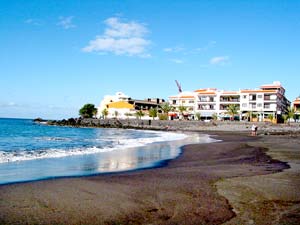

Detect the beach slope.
xmin=0 ymin=133 xmax=294 ymax=225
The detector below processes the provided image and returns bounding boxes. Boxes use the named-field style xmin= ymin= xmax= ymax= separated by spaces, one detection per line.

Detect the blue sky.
xmin=1 ymin=0 xmax=299 ymax=119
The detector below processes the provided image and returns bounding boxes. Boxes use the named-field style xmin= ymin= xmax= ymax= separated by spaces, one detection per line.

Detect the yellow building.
xmin=106 ymin=101 xmax=135 ymax=118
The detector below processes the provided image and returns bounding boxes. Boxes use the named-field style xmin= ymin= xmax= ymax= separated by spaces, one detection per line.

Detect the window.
xmin=250 ymin=95 xmax=256 ymax=101
xmin=242 ymin=103 xmax=247 ymax=107
xmin=172 ymin=100 xmax=176 ymax=104
xmin=189 ymin=100 xmax=194 ymax=103
xmin=257 ymin=103 xmax=262 ymax=107
xmin=243 ymin=95 xmax=247 ymax=99
xmin=182 ymin=100 xmax=185 ymax=103
xmin=258 ymin=95 xmax=262 ymax=98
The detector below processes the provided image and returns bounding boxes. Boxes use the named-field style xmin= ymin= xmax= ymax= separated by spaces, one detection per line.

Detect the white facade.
xmin=97 ymin=92 xmax=130 ymax=118
xmin=168 ymin=91 xmax=198 ymax=119
xmin=169 ymin=81 xmax=290 ymax=121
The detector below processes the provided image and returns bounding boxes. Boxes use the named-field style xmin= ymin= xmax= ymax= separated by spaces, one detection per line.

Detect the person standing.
xmin=251 ymin=124 xmax=257 ymax=136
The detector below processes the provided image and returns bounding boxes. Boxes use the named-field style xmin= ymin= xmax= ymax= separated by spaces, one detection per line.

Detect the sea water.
xmin=0 ymin=118 xmax=216 ymax=184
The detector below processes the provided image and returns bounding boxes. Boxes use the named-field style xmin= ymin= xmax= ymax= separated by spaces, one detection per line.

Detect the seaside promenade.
xmin=0 ymin=121 xmax=299 ymax=224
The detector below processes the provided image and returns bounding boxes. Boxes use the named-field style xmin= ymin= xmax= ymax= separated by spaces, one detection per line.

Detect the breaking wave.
xmin=0 ymin=131 xmax=188 ymax=163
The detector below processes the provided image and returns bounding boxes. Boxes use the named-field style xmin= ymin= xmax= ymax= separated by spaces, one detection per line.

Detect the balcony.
xmin=198 ymin=97 xmax=215 ymax=102
xmin=220 ymin=98 xmax=240 ymax=102
xmin=219 ymin=104 xmax=240 ymax=110
xmin=198 ymin=104 xmax=215 ymax=110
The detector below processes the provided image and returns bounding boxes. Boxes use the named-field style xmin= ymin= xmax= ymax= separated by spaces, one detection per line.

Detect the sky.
xmin=1 ymin=0 xmax=300 ymax=119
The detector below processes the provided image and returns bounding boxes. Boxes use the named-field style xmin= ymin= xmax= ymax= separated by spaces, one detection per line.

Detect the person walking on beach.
xmin=251 ymin=124 xmax=257 ymax=136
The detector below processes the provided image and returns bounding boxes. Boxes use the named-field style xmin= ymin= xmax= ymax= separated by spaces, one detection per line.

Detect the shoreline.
xmin=1 ymin=131 xmax=298 ymax=225
xmin=0 ymin=129 xmax=233 ymax=186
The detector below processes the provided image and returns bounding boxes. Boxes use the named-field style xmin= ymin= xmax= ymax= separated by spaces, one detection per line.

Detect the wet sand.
xmin=0 ymin=132 xmax=297 ymax=225
xmin=217 ymin=134 xmax=300 ymax=225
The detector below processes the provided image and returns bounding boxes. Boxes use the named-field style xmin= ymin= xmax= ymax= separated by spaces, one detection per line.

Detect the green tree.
xmin=212 ymin=113 xmax=218 ymax=121
xmin=160 ymin=103 xmax=174 ymax=121
xmin=178 ymin=105 xmax=187 ymax=115
xmin=283 ymin=106 xmax=299 ymax=124
xmin=79 ymin=104 xmax=97 ymax=118
xmin=102 ymin=108 xmax=108 ymax=119
xmin=158 ymin=113 xmax=168 ymax=120
xmin=226 ymin=104 xmax=239 ymax=121
xmin=160 ymin=102 xmax=174 ymax=114
xmin=287 ymin=106 xmax=296 ymax=122
xmin=282 ymin=114 xmax=289 ymax=124
xmin=267 ymin=114 xmax=274 ymax=122
xmin=135 ymin=110 xmax=144 ymax=120
xmin=149 ymin=108 xmax=158 ymax=120
xmin=195 ymin=112 xmax=201 ymax=120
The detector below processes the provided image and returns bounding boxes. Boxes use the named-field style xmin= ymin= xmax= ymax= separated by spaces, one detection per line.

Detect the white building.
xmin=169 ymin=81 xmax=290 ymax=122
xmin=97 ymin=92 xmax=164 ymax=120
xmin=169 ymin=91 xmax=198 ymax=119
xmin=97 ymin=92 xmax=131 ymax=118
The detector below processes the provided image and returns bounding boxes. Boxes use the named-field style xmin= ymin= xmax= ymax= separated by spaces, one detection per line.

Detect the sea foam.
xmin=0 ymin=131 xmax=187 ymax=163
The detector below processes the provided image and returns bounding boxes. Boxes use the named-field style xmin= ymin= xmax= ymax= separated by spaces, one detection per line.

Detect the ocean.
xmin=0 ymin=118 xmax=216 ymax=185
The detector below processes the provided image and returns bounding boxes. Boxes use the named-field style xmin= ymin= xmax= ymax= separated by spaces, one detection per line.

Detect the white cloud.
xmin=210 ymin=56 xmax=230 ymax=65
xmin=169 ymin=58 xmax=184 ymax=64
xmin=82 ymin=17 xmax=151 ymax=57
xmin=163 ymin=46 xmax=185 ymax=53
xmin=57 ymin=16 xmax=76 ymax=29
xmin=104 ymin=17 xmax=147 ymax=38
xmin=83 ymin=37 xmax=150 ymax=56
xmin=24 ymin=18 xmax=42 ymax=26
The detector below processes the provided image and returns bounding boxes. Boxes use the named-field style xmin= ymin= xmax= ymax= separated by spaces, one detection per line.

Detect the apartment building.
xmin=168 ymin=91 xmax=198 ymax=119
xmin=169 ymin=81 xmax=290 ymax=122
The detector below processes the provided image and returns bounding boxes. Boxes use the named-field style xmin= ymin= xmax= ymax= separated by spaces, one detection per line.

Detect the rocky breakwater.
xmin=46 ymin=118 xmax=126 ymax=128
xmin=40 ymin=118 xmax=300 ymax=134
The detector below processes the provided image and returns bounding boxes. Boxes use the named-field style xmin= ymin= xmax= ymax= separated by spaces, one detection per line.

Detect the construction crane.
xmin=175 ymin=80 xmax=182 ymax=93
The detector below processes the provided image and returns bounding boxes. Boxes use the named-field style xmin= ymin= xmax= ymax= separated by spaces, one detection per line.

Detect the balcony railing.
xmin=220 ymin=98 xmax=240 ymax=102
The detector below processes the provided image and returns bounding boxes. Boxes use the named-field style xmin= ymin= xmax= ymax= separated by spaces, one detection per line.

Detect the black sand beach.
xmin=0 ymin=132 xmax=299 ymax=225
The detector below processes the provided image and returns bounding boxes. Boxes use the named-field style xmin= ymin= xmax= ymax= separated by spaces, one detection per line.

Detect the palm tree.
xmin=284 ymin=106 xmax=298 ymax=124
xmin=195 ymin=112 xmax=201 ymax=120
xmin=267 ymin=114 xmax=274 ymax=122
xmin=135 ymin=110 xmax=144 ymax=120
xmin=287 ymin=106 xmax=296 ymax=122
xmin=178 ymin=105 xmax=187 ymax=119
xmin=226 ymin=104 xmax=239 ymax=121
xmin=149 ymin=108 xmax=158 ymax=120
xmin=102 ymin=108 xmax=108 ymax=119
xmin=160 ymin=102 xmax=174 ymax=114
xmin=160 ymin=102 xmax=174 ymax=120
xmin=212 ymin=113 xmax=218 ymax=121
xmin=282 ymin=114 xmax=289 ymax=124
